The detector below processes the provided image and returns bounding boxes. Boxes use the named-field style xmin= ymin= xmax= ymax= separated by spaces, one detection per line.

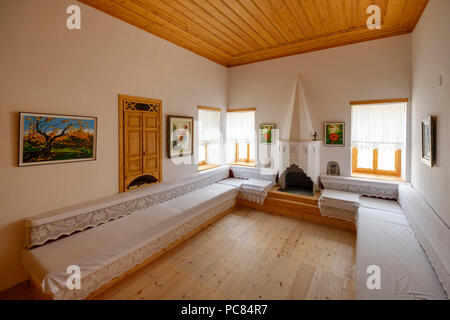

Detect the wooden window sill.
xmin=229 ymin=162 xmax=256 ymax=167
xmin=351 ymin=173 xmax=404 ymax=182
xmin=198 ymin=164 xmax=221 ymax=172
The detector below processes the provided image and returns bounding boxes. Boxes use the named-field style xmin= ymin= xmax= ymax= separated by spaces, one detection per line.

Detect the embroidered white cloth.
xmin=320 ymin=175 xmax=400 ymax=199
xmin=217 ymin=178 xmax=274 ymax=205
xmin=239 ymin=179 xmax=274 ymax=204
xmin=355 ymin=207 xmax=447 ymax=300
xmin=22 ymin=183 xmax=237 ymax=300
xmin=319 ymin=189 xmax=360 ymax=222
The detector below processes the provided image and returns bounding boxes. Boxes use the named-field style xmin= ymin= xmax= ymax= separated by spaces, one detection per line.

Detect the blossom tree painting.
xmin=19 ymin=113 xmax=97 ymax=166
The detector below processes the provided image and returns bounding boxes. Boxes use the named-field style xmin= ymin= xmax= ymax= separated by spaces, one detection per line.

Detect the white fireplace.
xmin=277 ymin=74 xmax=322 ymax=191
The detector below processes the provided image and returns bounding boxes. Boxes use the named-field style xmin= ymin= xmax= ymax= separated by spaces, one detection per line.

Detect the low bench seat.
xmin=22 ymin=183 xmax=237 ymax=300
xmin=318 ymin=189 xmax=360 ymax=222
xmin=355 ymin=206 xmax=447 ymax=300
xmin=217 ymin=178 xmax=274 ymax=204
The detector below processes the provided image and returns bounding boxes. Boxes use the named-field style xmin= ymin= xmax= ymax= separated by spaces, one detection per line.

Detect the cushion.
xmin=217 ymin=178 xmax=246 ymax=189
xmin=230 ymin=165 xmax=277 ymax=182
xmin=22 ymin=183 xmax=237 ymax=300
xmin=355 ymin=207 xmax=447 ymax=300
xmin=359 ymin=196 xmax=403 ymax=214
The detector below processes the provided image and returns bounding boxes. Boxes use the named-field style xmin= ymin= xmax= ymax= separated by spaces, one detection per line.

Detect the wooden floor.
xmin=96 ymin=207 xmax=356 ymax=300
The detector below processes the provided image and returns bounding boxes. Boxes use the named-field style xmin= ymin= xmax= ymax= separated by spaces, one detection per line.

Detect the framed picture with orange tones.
xmin=19 ymin=112 xmax=97 ymax=166
xmin=324 ymin=122 xmax=345 ymax=147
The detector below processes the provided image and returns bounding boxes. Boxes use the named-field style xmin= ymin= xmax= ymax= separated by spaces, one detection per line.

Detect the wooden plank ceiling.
xmin=79 ymin=0 xmax=428 ymax=67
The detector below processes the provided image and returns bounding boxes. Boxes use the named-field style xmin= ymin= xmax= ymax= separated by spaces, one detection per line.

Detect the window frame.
xmin=352 ymin=147 xmax=402 ymax=177
xmin=350 ymin=98 xmax=407 ymax=178
xmin=235 ymin=142 xmax=255 ymax=165
xmin=227 ymin=108 xmax=256 ymax=167
xmin=198 ymin=144 xmax=207 ymax=166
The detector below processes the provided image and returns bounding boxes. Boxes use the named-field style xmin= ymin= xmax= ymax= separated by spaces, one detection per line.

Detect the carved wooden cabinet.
xmin=119 ymin=95 xmax=162 ymax=192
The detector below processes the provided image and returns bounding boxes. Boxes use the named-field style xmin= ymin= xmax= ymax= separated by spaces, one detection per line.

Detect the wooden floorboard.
xmin=96 ymin=207 xmax=356 ymax=300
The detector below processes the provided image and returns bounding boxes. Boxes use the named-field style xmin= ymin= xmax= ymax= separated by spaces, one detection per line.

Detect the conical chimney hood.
xmin=282 ymin=74 xmax=314 ymax=142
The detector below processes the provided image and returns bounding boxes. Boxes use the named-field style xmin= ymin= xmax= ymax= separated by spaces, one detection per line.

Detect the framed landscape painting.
xmin=19 ymin=112 xmax=97 ymax=166
xmin=260 ymin=124 xmax=275 ymax=144
xmin=167 ymin=115 xmax=194 ymax=158
xmin=421 ymin=115 xmax=436 ymax=167
xmin=324 ymin=122 xmax=345 ymax=147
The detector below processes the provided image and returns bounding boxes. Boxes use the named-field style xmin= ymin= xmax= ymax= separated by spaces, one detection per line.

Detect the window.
xmin=351 ymin=100 xmax=407 ymax=178
xmin=198 ymin=107 xmax=221 ymax=170
xmin=226 ymin=109 xmax=255 ymax=165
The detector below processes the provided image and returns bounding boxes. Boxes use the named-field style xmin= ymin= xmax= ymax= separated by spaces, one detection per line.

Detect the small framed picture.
xmin=167 ymin=115 xmax=194 ymax=158
xmin=19 ymin=112 xmax=97 ymax=166
xmin=326 ymin=161 xmax=340 ymax=176
xmin=421 ymin=116 xmax=436 ymax=167
xmin=324 ymin=122 xmax=345 ymax=147
xmin=259 ymin=124 xmax=275 ymax=144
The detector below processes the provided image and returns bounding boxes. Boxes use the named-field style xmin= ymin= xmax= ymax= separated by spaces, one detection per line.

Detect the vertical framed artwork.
xmin=167 ymin=115 xmax=194 ymax=158
xmin=326 ymin=161 xmax=341 ymax=176
xmin=19 ymin=112 xmax=97 ymax=166
xmin=259 ymin=124 xmax=275 ymax=144
xmin=421 ymin=115 xmax=436 ymax=167
xmin=324 ymin=122 xmax=345 ymax=147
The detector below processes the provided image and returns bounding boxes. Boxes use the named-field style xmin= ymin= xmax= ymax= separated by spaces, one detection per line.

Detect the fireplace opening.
xmin=279 ymin=164 xmax=314 ymax=196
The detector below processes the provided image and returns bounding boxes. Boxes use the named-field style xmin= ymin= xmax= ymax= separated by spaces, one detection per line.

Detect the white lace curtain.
xmin=351 ymin=102 xmax=406 ymax=151
xmin=226 ymin=111 xmax=255 ymax=163
xmin=198 ymin=109 xmax=221 ymax=164
xmin=226 ymin=111 xmax=255 ymax=143
xmin=199 ymin=109 xmax=220 ymax=144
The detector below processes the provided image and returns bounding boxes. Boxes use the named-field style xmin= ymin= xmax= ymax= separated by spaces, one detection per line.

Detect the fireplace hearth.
xmin=279 ymin=164 xmax=314 ymax=196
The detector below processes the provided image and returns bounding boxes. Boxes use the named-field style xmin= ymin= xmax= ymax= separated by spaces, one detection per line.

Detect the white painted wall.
xmin=228 ymin=35 xmax=412 ymax=178
xmin=2 ymin=0 xmax=442 ymax=293
xmin=0 ymin=0 xmax=227 ymax=291
xmin=411 ymin=0 xmax=450 ymax=227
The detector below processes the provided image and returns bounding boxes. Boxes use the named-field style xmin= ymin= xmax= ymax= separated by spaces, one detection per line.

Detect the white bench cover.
xmin=319 ymin=189 xmax=360 ymax=222
xmin=22 ymin=183 xmax=237 ymax=300
xmin=239 ymin=179 xmax=274 ymax=204
xmin=398 ymin=184 xmax=450 ymax=298
xmin=355 ymin=206 xmax=446 ymax=300
xmin=217 ymin=178 xmax=274 ymax=204
xmin=24 ymin=166 xmax=229 ymax=248
xmin=230 ymin=165 xmax=277 ymax=182
xmin=320 ymin=175 xmax=400 ymax=199
xmin=217 ymin=178 xmax=246 ymax=189
xmin=359 ymin=196 xmax=403 ymax=214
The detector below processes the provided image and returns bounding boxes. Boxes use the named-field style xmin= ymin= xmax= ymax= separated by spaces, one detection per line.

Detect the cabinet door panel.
xmin=143 ymin=114 xmax=159 ymax=173
xmin=124 ymin=112 xmax=142 ymax=184
xmin=120 ymin=95 xmax=162 ymax=193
